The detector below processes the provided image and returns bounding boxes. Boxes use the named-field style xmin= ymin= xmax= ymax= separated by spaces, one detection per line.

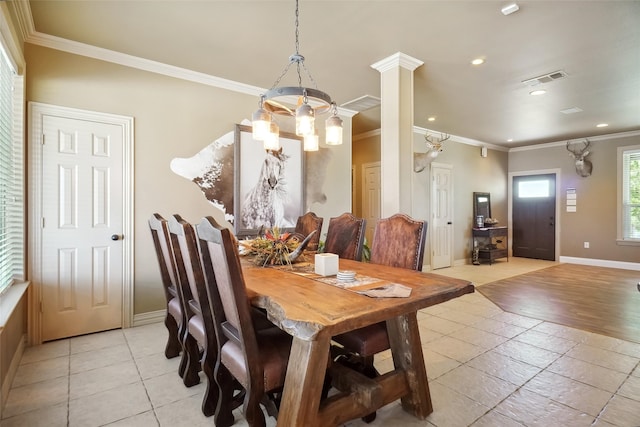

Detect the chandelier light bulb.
xmin=252 ymin=106 xmax=271 ymax=141
xmin=303 ymin=130 xmax=319 ymax=151
xmin=295 ymin=103 xmax=315 ymax=136
xmin=263 ymin=121 xmax=280 ymax=150
xmin=325 ymin=114 xmax=343 ymax=145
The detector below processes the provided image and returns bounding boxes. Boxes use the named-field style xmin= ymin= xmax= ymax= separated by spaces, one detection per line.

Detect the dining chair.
xmin=323 ymin=212 xmax=366 ymax=261
xmin=147 ymin=213 xmax=183 ymax=360
xmin=149 ymin=213 xmax=199 ymax=387
xmin=168 ymin=214 xmax=216 ymax=412
xmin=294 ymin=211 xmax=323 ymax=252
xmin=196 ymin=216 xmax=293 ymax=427
xmin=332 ymin=213 xmax=428 ymax=422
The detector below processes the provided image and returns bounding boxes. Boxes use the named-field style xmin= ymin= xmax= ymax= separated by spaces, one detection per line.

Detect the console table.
xmin=472 ymin=226 xmax=508 ymax=264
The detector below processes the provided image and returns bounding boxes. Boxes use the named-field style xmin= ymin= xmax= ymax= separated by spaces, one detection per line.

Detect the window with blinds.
xmin=621 ymin=146 xmax=640 ymax=241
xmin=0 ymin=45 xmax=24 ymax=295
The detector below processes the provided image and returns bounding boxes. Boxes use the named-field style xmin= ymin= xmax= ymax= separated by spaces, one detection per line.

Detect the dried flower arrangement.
xmin=239 ymin=227 xmax=308 ymax=267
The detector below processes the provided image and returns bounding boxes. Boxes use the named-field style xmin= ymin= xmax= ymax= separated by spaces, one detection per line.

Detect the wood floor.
xmin=478 ymin=263 xmax=640 ymax=344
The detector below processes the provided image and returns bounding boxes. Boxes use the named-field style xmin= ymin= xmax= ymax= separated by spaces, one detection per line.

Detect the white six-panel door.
xmin=29 ymin=103 xmax=133 ymax=343
xmin=362 ymin=162 xmax=381 ymax=245
xmin=430 ymin=163 xmax=453 ymax=269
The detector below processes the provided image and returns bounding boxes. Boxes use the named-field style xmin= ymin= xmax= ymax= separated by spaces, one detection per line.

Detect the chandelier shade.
xmin=251 ymin=0 xmax=342 ymax=151
xmin=304 ymin=129 xmax=319 ymax=151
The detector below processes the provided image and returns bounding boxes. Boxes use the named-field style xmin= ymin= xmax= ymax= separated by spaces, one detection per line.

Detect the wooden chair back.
xmin=148 ymin=213 xmax=180 ymax=313
xmin=370 ymin=213 xmax=428 ymax=271
xmin=167 ymin=214 xmax=215 ymax=392
xmin=196 ymin=216 xmax=262 ymax=383
xmin=323 ymin=213 xmax=366 ymax=261
xmin=148 ymin=213 xmax=182 ymax=359
xmin=168 ymin=215 xmax=209 ymax=327
xmin=197 ymin=216 xmax=290 ymax=425
xmin=294 ymin=211 xmax=323 ymax=251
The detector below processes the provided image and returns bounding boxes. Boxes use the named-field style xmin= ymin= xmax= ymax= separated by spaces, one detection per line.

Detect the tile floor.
xmin=2 ymin=258 xmax=640 ymax=427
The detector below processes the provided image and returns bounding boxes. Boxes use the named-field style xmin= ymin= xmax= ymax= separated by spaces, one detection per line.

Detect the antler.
xmin=424 ymin=133 xmax=450 ymax=149
xmin=566 ymin=139 xmax=590 ymax=158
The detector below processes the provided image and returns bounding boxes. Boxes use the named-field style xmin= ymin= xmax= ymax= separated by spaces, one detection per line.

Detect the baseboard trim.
xmin=133 ymin=309 xmax=166 ymax=327
xmin=559 ymin=256 xmax=640 ymax=271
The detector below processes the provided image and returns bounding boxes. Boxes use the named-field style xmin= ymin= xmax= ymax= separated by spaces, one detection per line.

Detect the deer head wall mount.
xmin=413 ymin=132 xmax=450 ymax=173
xmin=566 ymin=139 xmax=593 ymax=177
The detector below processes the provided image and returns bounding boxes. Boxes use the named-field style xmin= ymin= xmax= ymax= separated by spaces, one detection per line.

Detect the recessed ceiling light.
xmin=507 ymin=138 xmax=513 ymax=142
xmin=427 ymin=117 xmax=436 ymax=122
xmin=471 ymin=58 xmax=485 ymax=66
xmin=530 ymin=89 xmax=547 ymax=96
xmin=596 ymin=123 xmax=609 ymax=128
xmin=501 ymin=3 xmax=520 ymax=15
xmin=560 ymin=107 xmax=583 ymax=115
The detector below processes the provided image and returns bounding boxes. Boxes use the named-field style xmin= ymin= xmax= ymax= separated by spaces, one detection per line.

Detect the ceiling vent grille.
xmin=340 ymin=95 xmax=381 ymax=112
xmin=522 ymin=70 xmax=568 ymax=86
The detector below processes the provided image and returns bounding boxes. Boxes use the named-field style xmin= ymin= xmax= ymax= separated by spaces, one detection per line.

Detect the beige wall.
xmin=352 ymin=131 xmax=381 ymax=219
xmin=25 ymin=44 xmax=352 ymax=316
xmin=509 ymin=133 xmax=640 ymax=263
xmin=353 ymin=131 xmax=509 ymax=265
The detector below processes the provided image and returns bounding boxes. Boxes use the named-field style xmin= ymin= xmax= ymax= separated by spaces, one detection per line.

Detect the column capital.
xmin=371 ymin=52 xmax=423 ymax=73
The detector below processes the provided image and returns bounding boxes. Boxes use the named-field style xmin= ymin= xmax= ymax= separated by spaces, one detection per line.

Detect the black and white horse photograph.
xmin=172 ymin=122 xmax=334 ymax=234
xmin=235 ymin=125 xmax=303 ymax=234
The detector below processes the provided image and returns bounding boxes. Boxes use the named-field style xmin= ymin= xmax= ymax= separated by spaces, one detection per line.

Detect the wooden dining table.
xmin=242 ymin=257 xmax=474 ymax=427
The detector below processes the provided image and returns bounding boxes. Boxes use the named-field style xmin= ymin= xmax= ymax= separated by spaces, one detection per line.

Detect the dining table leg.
xmin=386 ymin=312 xmax=433 ymax=418
xmin=277 ymin=333 xmax=331 ymax=427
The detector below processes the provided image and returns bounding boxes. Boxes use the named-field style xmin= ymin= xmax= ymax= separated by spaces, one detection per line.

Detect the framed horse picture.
xmin=234 ymin=124 xmax=305 ymax=237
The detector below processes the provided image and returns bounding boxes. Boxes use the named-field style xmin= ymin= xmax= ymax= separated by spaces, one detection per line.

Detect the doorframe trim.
xmin=27 ymin=102 xmax=135 ymax=344
xmin=508 ymin=168 xmax=561 ymax=261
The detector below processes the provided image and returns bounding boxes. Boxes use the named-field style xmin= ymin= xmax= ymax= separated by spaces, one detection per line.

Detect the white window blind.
xmin=0 ymin=44 xmax=24 ymax=294
xmin=622 ymin=147 xmax=640 ymax=240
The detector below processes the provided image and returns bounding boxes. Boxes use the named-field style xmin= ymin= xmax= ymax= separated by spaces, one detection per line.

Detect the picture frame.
xmin=234 ymin=124 xmax=305 ymax=237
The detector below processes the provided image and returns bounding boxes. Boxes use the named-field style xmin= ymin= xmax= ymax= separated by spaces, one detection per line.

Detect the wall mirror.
xmin=473 ymin=192 xmax=491 ymax=224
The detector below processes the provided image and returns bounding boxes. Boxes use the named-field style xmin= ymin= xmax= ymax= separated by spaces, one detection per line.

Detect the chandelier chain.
xmin=266 ymin=0 xmax=319 ymax=91
xmin=294 ymin=0 xmax=300 ymax=56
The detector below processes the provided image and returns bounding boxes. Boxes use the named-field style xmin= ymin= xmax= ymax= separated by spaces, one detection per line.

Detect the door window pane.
xmin=518 ymin=180 xmax=550 ymax=198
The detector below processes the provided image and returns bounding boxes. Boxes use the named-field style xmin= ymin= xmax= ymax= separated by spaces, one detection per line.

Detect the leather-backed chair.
xmin=149 ymin=213 xmax=199 ymax=387
xmin=369 ymin=213 xmax=427 ymax=270
xmin=323 ymin=212 xmax=366 ymax=261
xmin=148 ymin=213 xmax=183 ymax=360
xmin=168 ymin=215 xmax=216 ymax=412
xmin=294 ymin=211 xmax=323 ymax=252
xmin=332 ymin=213 xmax=427 ymax=422
xmin=196 ymin=216 xmax=293 ymax=427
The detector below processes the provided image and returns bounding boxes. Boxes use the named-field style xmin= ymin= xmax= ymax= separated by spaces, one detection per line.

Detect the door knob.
xmin=111 ymin=234 xmax=123 ymax=241
xmin=447 ymin=221 xmax=452 ymax=225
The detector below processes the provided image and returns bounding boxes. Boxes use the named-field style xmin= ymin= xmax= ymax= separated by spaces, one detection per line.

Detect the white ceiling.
xmin=27 ymin=0 xmax=640 ymax=147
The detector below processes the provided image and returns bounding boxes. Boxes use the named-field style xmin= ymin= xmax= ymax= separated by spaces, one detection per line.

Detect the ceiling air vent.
xmin=340 ymin=95 xmax=381 ymax=112
xmin=522 ymin=70 xmax=568 ymax=86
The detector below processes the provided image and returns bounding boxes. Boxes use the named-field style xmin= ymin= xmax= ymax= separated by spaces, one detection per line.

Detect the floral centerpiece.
xmin=239 ymin=227 xmax=315 ymax=267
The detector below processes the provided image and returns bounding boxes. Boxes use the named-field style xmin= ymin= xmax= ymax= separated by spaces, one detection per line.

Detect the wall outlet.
xmin=583 ymin=242 xmax=590 ymax=249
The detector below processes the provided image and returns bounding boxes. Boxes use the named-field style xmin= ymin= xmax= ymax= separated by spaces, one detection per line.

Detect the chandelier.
xmin=251 ymin=0 xmax=342 ymax=151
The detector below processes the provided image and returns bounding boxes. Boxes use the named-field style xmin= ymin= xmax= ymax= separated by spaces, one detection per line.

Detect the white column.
xmin=371 ymin=52 xmax=423 ymax=217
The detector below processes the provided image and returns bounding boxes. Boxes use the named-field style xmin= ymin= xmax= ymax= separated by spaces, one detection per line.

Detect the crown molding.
xmin=15 ymin=2 xmax=265 ymax=96
xmin=413 ymin=125 xmax=508 ymax=152
xmin=23 ymin=28 xmax=358 ymax=117
xmin=10 ymin=0 xmax=34 ymax=41
xmin=508 ymin=129 xmax=640 ymax=152
xmin=0 ymin=2 xmax=26 ymax=73
xmin=26 ymin=31 xmax=265 ymax=97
